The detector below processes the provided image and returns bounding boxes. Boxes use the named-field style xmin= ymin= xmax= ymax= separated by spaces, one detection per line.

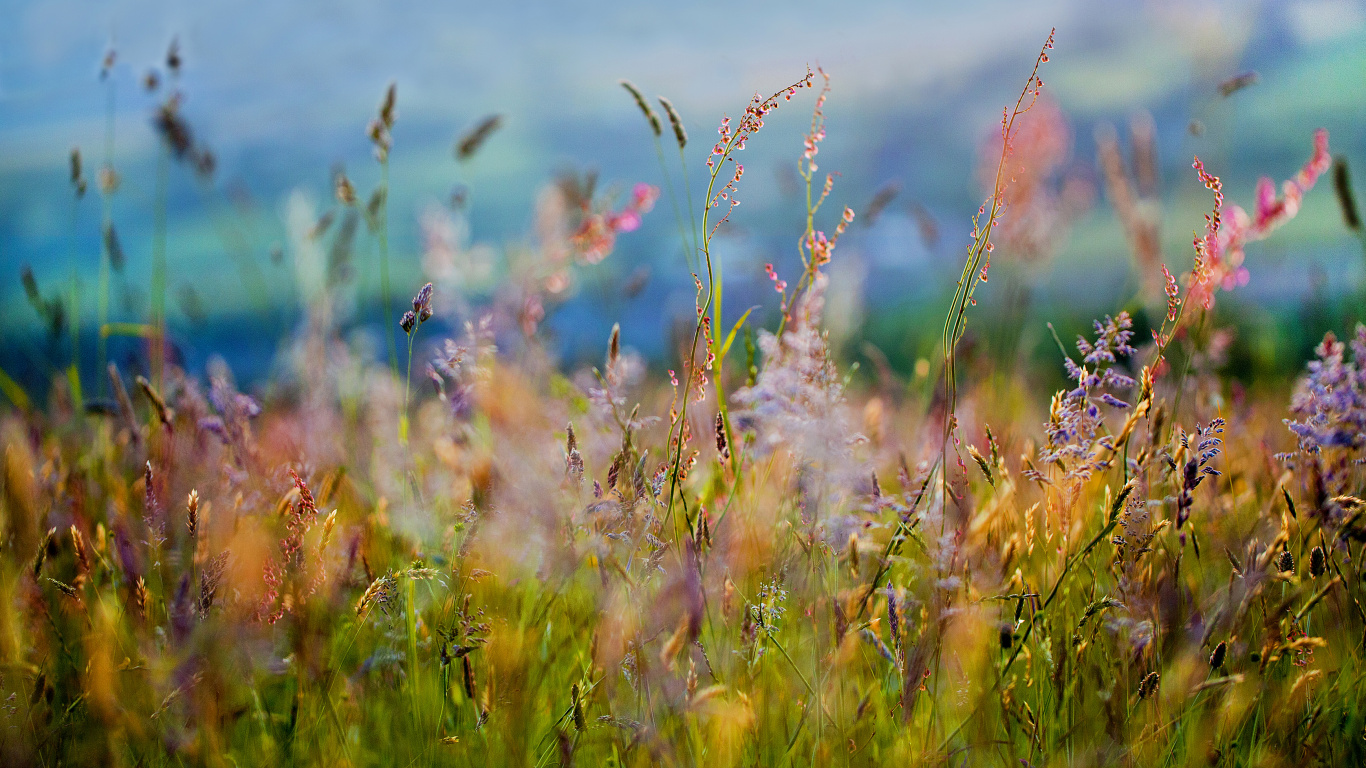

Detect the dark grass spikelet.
xmin=455 ymin=115 xmax=504 ymax=161
xmin=103 ymin=222 xmax=125 ymax=271
xmin=571 ymin=683 xmax=586 ymax=732
xmin=658 ymin=96 xmax=687 ymax=148
xmin=33 ymin=527 xmax=55 ymax=578
xmin=153 ymin=96 xmax=194 ymax=159
xmin=862 ymin=181 xmax=900 ymax=226
xmin=70 ymin=148 xmax=87 ymax=198
xmin=620 ymin=80 xmax=661 ymax=137
xmin=1138 ymin=671 xmax=1160 ymax=700
xmin=136 ymin=375 xmax=175 ymax=430
xmin=1309 ymin=546 xmax=1327 ymax=578
xmin=1209 ymin=641 xmax=1227 ymax=670
xmin=715 ymin=412 xmax=729 ymax=460
xmin=886 ymin=587 xmax=902 ymax=663
xmin=1277 ymin=549 xmax=1295 ymax=574
xmin=1217 ymin=71 xmax=1258 ymax=98
xmin=165 ymin=36 xmax=182 ymax=76
xmin=1333 ymin=157 xmax=1361 ymax=232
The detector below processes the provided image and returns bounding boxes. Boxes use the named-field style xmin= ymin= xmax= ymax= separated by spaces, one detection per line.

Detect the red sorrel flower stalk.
xmin=941 ymin=28 xmax=1055 ymax=500
xmin=663 ymin=68 xmax=816 ymax=528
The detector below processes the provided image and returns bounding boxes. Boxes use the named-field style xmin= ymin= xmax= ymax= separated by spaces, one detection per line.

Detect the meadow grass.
xmin=3 ymin=29 xmax=1366 ymax=768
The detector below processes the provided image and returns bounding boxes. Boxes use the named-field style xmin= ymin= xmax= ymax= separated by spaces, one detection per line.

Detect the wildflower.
xmin=1175 ymin=419 xmax=1224 ymax=530
xmin=569 ymin=183 xmax=659 ymax=264
xmin=1037 ymin=313 xmax=1136 ymax=482
xmin=1188 ymin=130 xmax=1331 ymax=307
xmin=732 ymin=276 xmax=852 ymax=463
xmin=401 ymin=282 xmax=434 ymax=334
xmin=1284 ymin=326 xmax=1366 ymax=455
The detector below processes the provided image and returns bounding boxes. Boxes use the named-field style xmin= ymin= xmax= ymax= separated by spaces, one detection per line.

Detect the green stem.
xmin=151 ymin=145 xmax=169 ymax=388
xmin=379 ymin=161 xmax=398 ymax=376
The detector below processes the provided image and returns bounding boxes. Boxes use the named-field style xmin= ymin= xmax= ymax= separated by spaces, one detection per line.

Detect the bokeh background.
xmin=2 ymin=0 xmax=1363 ymax=390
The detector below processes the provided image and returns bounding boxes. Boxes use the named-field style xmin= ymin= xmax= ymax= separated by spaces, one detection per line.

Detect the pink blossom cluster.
xmin=1188 ymin=129 xmax=1330 ymax=308
xmin=805 ymin=206 xmax=855 ymax=267
xmin=706 ymin=69 xmax=815 ymax=232
xmin=571 ymin=182 xmax=660 ymax=264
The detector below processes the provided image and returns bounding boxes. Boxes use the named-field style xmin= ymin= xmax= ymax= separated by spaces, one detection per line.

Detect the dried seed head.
xmin=400 ymin=311 xmax=416 ymax=334
xmin=967 ymin=445 xmax=994 ymax=487
xmin=335 ymin=172 xmax=356 ymax=205
xmin=187 ymin=490 xmax=199 ymax=537
xmin=608 ymin=323 xmax=620 ymax=370
xmin=714 ymin=413 xmax=729 ymax=460
xmin=134 ymin=576 xmax=149 ymax=619
xmin=620 ymin=80 xmax=661 ymax=136
xmin=1209 ymin=641 xmax=1227 ymax=670
xmin=33 ymin=527 xmax=56 ymax=578
xmin=658 ymin=96 xmax=687 ymax=149
xmin=1277 ymin=549 xmax=1295 ymax=574
xmin=565 ymin=424 xmax=584 ymax=484
xmin=1309 ymin=546 xmax=1326 ymax=578
xmin=378 ymin=82 xmax=397 ymax=129
xmin=70 ymin=526 xmax=90 ymax=576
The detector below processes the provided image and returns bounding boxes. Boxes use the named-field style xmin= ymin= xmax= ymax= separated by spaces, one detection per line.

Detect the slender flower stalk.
xmin=941 ymin=29 xmax=1054 ymax=505
xmin=663 ymin=69 xmax=816 ymax=528
xmin=400 ymin=282 xmax=433 ymax=445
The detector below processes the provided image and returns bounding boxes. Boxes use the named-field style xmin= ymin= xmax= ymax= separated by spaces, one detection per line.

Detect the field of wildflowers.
xmin=4 ymin=24 xmax=1366 ymax=768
